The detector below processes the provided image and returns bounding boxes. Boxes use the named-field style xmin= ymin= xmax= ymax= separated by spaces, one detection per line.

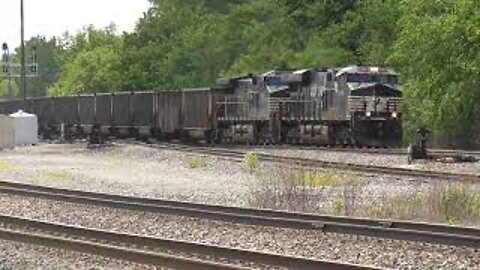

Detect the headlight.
xmin=392 ymin=112 xmax=397 ymax=118
xmin=366 ymin=111 xmax=372 ymax=117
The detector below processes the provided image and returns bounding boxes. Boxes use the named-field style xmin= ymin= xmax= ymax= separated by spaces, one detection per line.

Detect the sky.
xmin=0 ymin=0 xmax=151 ymax=48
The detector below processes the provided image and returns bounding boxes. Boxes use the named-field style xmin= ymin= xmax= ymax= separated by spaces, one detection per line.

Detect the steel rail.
xmin=0 ymin=214 xmax=375 ymax=270
xmin=146 ymin=142 xmax=480 ymax=182
xmin=176 ymin=143 xmax=480 ymax=157
xmin=0 ymin=180 xmax=479 ymax=248
xmin=0 ymin=226 xmax=245 ymax=270
xmin=151 ymin=141 xmax=480 ymax=157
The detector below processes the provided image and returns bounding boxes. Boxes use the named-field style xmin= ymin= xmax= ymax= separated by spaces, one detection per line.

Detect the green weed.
xmin=333 ymin=195 xmax=346 ymax=215
xmin=0 ymin=160 xmax=19 ymax=172
xmin=186 ymin=155 xmax=207 ymax=169
xmin=295 ymin=170 xmax=364 ymax=188
xmin=43 ymin=171 xmax=76 ymax=182
xmin=243 ymin=152 xmax=259 ymax=173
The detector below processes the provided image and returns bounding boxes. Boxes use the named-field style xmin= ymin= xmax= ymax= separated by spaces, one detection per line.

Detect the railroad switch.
xmin=408 ymin=127 xmax=478 ymax=164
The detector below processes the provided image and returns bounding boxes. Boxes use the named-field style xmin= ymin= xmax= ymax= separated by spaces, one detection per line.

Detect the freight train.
xmin=0 ymin=66 xmax=402 ymax=147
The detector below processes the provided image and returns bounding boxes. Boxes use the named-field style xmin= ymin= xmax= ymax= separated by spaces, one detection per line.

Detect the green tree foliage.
xmin=389 ymin=0 xmax=480 ymax=147
xmin=0 ymin=79 xmax=20 ymax=99
xmin=10 ymin=0 xmax=477 ymax=146
xmin=0 ymin=36 xmax=59 ymax=99
xmin=25 ymin=36 xmax=60 ymax=97
xmin=49 ymin=25 xmax=123 ymax=95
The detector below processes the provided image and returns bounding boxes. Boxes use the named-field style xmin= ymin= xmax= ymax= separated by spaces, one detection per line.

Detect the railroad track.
xmin=140 ymin=142 xmax=480 ymax=182
xmin=164 ymin=141 xmax=480 ymax=157
xmin=0 ymin=214 xmax=376 ymax=270
xmin=0 ymin=180 xmax=479 ymax=249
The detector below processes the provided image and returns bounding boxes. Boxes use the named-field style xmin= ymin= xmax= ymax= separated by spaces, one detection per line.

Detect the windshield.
xmin=346 ymin=74 xmax=398 ymax=85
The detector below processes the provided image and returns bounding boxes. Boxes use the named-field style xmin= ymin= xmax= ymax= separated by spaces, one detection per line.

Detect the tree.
xmin=49 ymin=25 xmax=123 ymax=95
xmin=389 ymin=0 xmax=480 ymax=147
xmin=24 ymin=36 xmax=60 ymax=97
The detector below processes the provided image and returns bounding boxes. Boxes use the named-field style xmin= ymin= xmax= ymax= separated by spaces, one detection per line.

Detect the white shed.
xmin=9 ymin=110 xmax=39 ymax=145
xmin=0 ymin=115 xmax=15 ymax=149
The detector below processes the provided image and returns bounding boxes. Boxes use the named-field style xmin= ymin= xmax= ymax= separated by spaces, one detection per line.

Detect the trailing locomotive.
xmin=0 ymin=65 xmax=402 ymax=147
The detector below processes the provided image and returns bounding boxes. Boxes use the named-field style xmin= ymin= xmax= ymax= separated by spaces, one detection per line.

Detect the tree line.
xmin=0 ymin=0 xmax=478 ymax=147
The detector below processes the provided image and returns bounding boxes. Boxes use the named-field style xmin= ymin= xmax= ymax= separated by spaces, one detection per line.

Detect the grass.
xmin=0 ymin=160 xmax=19 ymax=172
xmin=186 ymin=155 xmax=208 ymax=169
xmin=333 ymin=195 xmax=346 ymax=215
xmin=247 ymin=166 xmax=480 ymax=225
xmin=366 ymin=185 xmax=480 ymax=225
xmin=439 ymin=185 xmax=480 ymax=224
xmin=43 ymin=170 xmax=76 ymax=183
xmin=248 ymin=168 xmax=365 ymax=213
xmin=295 ymin=170 xmax=365 ymax=188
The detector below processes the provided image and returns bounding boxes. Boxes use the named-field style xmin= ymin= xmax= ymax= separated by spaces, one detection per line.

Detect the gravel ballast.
xmin=0 ymin=194 xmax=478 ymax=269
xmin=0 ymin=143 xmax=479 ymax=268
xmin=0 ymin=143 xmax=472 ymax=208
xmin=0 ymin=240 xmax=154 ymax=270
xmin=252 ymin=147 xmax=480 ymax=175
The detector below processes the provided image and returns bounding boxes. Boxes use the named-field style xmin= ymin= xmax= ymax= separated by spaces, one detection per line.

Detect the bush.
xmin=186 ymin=155 xmax=207 ymax=169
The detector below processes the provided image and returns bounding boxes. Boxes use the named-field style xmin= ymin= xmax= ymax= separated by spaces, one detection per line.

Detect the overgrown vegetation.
xmin=248 ymin=168 xmax=364 ymax=213
xmin=186 ymin=155 xmax=208 ymax=169
xmin=1 ymin=0 xmax=479 ymax=146
xmin=249 ymin=166 xmax=480 ymax=225
xmin=363 ymin=185 xmax=480 ymax=225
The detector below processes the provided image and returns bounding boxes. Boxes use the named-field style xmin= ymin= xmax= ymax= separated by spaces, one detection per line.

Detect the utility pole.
xmin=20 ymin=0 xmax=26 ymax=100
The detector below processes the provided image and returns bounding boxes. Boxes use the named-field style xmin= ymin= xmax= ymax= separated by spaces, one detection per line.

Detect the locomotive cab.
xmin=337 ymin=66 xmax=402 ymax=147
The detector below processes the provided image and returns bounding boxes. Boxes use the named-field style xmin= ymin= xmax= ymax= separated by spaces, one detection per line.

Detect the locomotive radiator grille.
xmin=274 ymin=99 xmax=322 ymax=121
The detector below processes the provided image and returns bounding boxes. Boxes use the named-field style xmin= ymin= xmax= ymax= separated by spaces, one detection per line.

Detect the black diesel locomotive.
xmin=0 ymin=66 xmax=402 ymax=147
xmin=216 ymin=66 xmax=402 ymax=147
